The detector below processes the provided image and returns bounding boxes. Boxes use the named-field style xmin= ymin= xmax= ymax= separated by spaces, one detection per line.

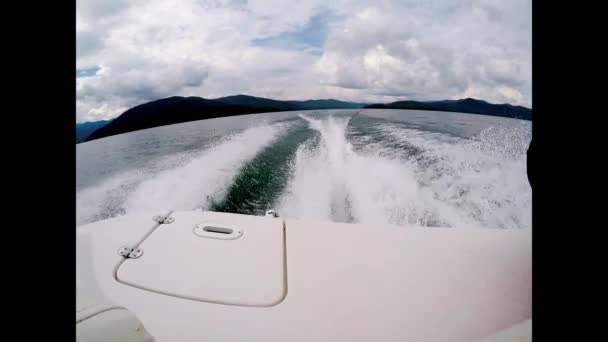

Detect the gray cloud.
xmin=76 ymin=31 xmax=104 ymax=58
xmin=77 ymin=0 xmax=130 ymax=19
xmin=316 ymin=1 xmax=531 ymax=105
xmin=76 ymin=0 xmax=531 ymax=122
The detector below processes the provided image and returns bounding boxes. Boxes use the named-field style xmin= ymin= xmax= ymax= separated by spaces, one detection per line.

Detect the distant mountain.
xmin=84 ymin=95 xmax=366 ymax=142
xmin=82 ymin=95 xmax=531 ymax=143
xmin=214 ymin=94 xmax=297 ymax=111
xmin=214 ymin=95 xmax=365 ymax=110
xmin=85 ymin=96 xmax=288 ymax=142
xmin=76 ymin=120 xmax=111 ymax=143
xmin=364 ymin=98 xmax=532 ymax=120
xmin=287 ymin=99 xmax=366 ymax=109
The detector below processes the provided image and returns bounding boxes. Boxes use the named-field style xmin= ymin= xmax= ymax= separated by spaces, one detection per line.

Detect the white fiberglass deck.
xmin=77 ymin=211 xmax=531 ymax=342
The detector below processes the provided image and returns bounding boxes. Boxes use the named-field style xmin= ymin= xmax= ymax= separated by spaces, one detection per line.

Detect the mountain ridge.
xmin=364 ymin=98 xmax=532 ymax=120
xmin=76 ymin=120 xmax=112 ymax=143
xmin=82 ymin=95 xmax=531 ymax=142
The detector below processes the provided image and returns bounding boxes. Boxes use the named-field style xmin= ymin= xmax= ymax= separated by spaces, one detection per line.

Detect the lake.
xmin=77 ymin=109 xmax=531 ymax=228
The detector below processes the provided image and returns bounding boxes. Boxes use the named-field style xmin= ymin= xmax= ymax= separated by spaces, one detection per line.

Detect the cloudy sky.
xmin=76 ymin=0 xmax=531 ymax=122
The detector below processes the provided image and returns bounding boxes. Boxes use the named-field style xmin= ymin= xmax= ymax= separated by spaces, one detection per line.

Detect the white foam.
xmin=379 ymin=124 xmax=531 ymax=228
xmin=279 ymin=114 xmax=433 ymax=226
xmin=76 ymin=170 xmax=143 ymax=226
xmin=78 ymin=114 xmax=531 ymax=229
xmin=124 ymin=123 xmax=289 ymax=213
xmin=77 ymin=123 xmax=288 ymax=225
xmin=278 ymin=141 xmax=334 ymax=221
xmin=278 ymin=115 xmax=531 ymax=228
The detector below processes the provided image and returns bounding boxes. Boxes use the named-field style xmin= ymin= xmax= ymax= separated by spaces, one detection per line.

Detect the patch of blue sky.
xmin=76 ymin=67 xmax=100 ymax=78
xmin=253 ymin=12 xmax=328 ymax=55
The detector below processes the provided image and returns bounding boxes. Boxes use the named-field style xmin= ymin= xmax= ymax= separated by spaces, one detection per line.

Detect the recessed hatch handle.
xmin=193 ymin=223 xmax=243 ymax=240
xmin=203 ymin=226 xmax=233 ymax=234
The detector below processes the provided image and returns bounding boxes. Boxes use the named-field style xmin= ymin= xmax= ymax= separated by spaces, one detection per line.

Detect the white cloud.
xmin=76 ymin=0 xmax=531 ymax=122
xmin=316 ymin=1 xmax=531 ymax=105
xmin=496 ymin=86 xmax=524 ymax=104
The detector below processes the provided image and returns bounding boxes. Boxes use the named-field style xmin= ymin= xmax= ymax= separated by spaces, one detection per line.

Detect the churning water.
xmin=77 ymin=109 xmax=531 ymax=229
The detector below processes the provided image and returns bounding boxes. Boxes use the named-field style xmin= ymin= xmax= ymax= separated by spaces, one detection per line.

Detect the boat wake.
xmin=76 ymin=123 xmax=290 ymax=225
xmin=77 ymin=113 xmax=530 ymax=229
xmin=278 ymin=114 xmax=530 ymax=228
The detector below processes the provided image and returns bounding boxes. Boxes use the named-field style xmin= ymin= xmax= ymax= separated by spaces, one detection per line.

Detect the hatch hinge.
xmin=153 ymin=214 xmax=174 ymax=224
xmin=118 ymin=246 xmax=144 ymax=259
